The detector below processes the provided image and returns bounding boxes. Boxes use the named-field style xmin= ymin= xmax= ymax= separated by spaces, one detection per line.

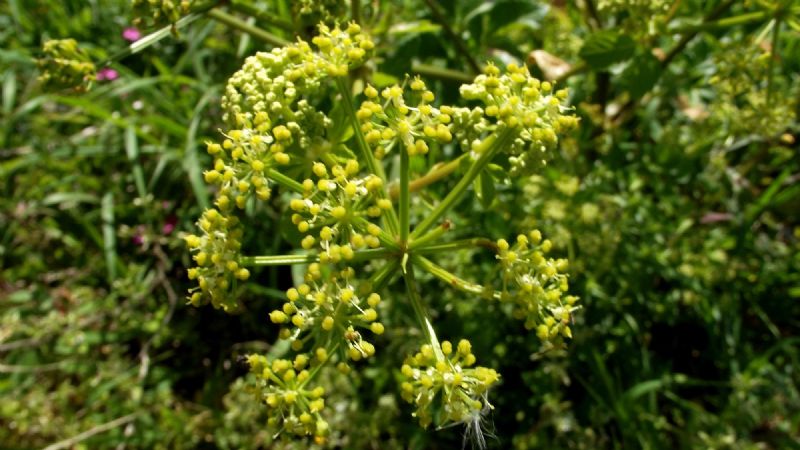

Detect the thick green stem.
xmin=415 ymin=237 xmax=496 ymax=254
xmin=207 ymin=8 xmax=290 ymax=47
xmin=411 ymin=254 xmax=497 ymax=299
xmin=267 ymin=168 xmax=304 ymax=193
xmin=410 ymin=128 xmax=514 ymax=239
xmin=101 ymin=11 xmax=207 ymax=65
xmin=241 ymin=254 xmax=317 ymax=266
xmin=399 ymin=148 xmax=410 ymax=245
xmin=408 ymin=221 xmax=450 ymax=250
xmin=390 ymin=153 xmax=469 ymax=199
xmin=334 ymin=77 xmax=401 ymax=236
xmin=411 ymin=62 xmax=473 ymax=84
xmin=403 ymin=264 xmax=445 ymax=361
xmin=671 ymin=10 xmax=769 ymax=33
xmin=242 ymin=247 xmax=392 ymax=266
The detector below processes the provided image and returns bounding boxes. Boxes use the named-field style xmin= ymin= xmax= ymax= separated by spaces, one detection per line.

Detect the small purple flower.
xmin=132 ymin=234 xmax=144 ymax=246
xmin=123 ymin=27 xmax=142 ymax=42
xmin=96 ymin=67 xmax=119 ymax=82
xmin=162 ymin=215 xmax=178 ymax=235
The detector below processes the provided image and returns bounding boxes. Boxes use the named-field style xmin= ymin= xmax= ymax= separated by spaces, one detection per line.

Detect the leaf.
xmin=620 ymin=52 xmax=662 ymax=99
xmin=579 ymin=31 xmax=636 ymax=70
xmin=125 ymin=126 xmax=147 ymax=198
xmin=101 ymin=192 xmax=117 ymax=282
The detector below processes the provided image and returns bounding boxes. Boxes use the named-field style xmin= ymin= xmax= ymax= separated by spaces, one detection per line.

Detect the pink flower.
xmin=123 ymin=27 xmax=142 ymax=42
xmin=162 ymin=216 xmax=177 ymax=235
xmin=96 ymin=67 xmax=119 ymax=82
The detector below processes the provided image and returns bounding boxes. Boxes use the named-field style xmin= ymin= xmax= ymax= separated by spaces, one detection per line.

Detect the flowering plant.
xmin=183 ymin=22 xmax=579 ymax=444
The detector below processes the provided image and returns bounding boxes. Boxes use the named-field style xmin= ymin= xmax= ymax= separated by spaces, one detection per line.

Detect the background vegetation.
xmin=1 ymin=0 xmax=798 ymax=448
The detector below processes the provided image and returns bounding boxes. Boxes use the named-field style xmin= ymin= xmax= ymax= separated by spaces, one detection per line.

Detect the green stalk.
xmin=411 ymin=254 xmax=496 ymax=299
xmin=411 ymin=62 xmax=473 ymax=84
xmin=670 ymin=11 xmax=768 ymax=33
xmin=242 ymin=248 xmax=393 ymax=267
xmin=414 ymin=237 xmax=496 ymax=254
xmin=369 ymin=260 xmax=400 ymax=292
xmin=352 ymin=216 xmax=400 ymax=251
xmin=407 ymin=221 xmax=450 ymax=251
xmin=241 ymin=254 xmax=316 ymax=266
xmin=399 ymin=147 xmax=410 ymax=245
xmin=334 ymin=77 xmax=401 ymax=235
xmin=267 ymin=168 xmax=305 ymax=193
xmin=403 ymin=264 xmax=445 ymax=361
xmin=207 ymin=9 xmax=290 ymax=47
xmin=390 ymin=153 xmax=469 ymax=199
xmin=101 ymin=10 xmax=208 ymax=66
xmin=410 ymin=128 xmax=514 ymax=239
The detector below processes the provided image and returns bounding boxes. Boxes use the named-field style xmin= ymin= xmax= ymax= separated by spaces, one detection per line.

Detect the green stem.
xmin=410 ymin=128 xmax=514 ymax=239
xmin=369 ymin=259 xmax=400 ymax=292
xmin=411 ymin=62 xmax=473 ymax=84
xmin=101 ymin=11 xmax=208 ymax=65
xmin=207 ymin=8 xmax=290 ymax=47
xmin=411 ymin=254 xmax=496 ymax=299
xmin=408 ymin=221 xmax=450 ymax=250
xmin=661 ymin=0 xmax=736 ymax=68
xmin=403 ymin=264 xmax=445 ymax=361
xmin=241 ymin=254 xmax=317 ymax=266
xmin=670 ymin=10 xmax=768 ymax=33
xmin=351 ymin=216 xmax=400 ymax=251
xmin=334 ymin=77 xmax=401 ymax=236
xmin=242 ymin=248 xmax=393 ymax=267
xmin=414 ymin=237 xmax=496 ymax=254
xmin=399 ymin=147 xmax=410 ymax=246
xmin=267 ymin=168 xmax=305 ymax=193
xmin=229 ymin=0 xmax=294 ymax=32
xmin=390 ymin=153 xmax=469 ymax=199
xmin=298 ymin=342 xmax=340 ymax=389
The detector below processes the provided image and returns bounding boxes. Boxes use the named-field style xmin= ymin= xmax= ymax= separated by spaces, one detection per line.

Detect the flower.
xmin=96 ymin=67 xmax=119 ymax=82
xmin=122 ymin=27 xmax=142 ymax=42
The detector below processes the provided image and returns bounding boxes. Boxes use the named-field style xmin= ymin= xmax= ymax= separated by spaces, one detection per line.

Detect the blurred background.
xmin=1 ymin=0 xmax=798 ymax=448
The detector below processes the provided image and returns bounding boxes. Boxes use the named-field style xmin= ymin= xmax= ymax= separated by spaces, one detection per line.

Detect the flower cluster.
xmin=222 ymin=22 xmax=373 ymax=124
xmin=399 ymin=340 xmax=500 ymax=429
xmin=495 ymin=230 xmax=578 ymax=341
xmin=37 ymin=39 xmax=96 ymax=91
xmin=270 ymin=265 xmax=384 ymax=361
xmin=245 ymin=354 xmax=330 ymax=442
xmin=358 ymin=78 xmax=454 ymax=158
xmin=458 ymin=63 xmax=578 ymax=174
xmin=311 ymin=23 xmax=374 ymax=77
xmin=132 ymin=0 xmax=193 ymax=28
xmin=597 ymin=0 xmax=670 ymax=15
xmin=204 ymin=123 xmax=291 ymax=211
xmin=184 ymin=22 xmax=580 ymax=445
xmin=184 ymin=209 xmax=248 ymax=311
xmin=288 ymin=158 xmax=389 ymax=260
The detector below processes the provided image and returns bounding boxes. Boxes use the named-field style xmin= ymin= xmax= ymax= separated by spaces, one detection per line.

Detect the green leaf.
xmin=620 ymin=52 xmax=662 ymax=99
xmin=579 ymin=31 xmax=636 ymax=69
